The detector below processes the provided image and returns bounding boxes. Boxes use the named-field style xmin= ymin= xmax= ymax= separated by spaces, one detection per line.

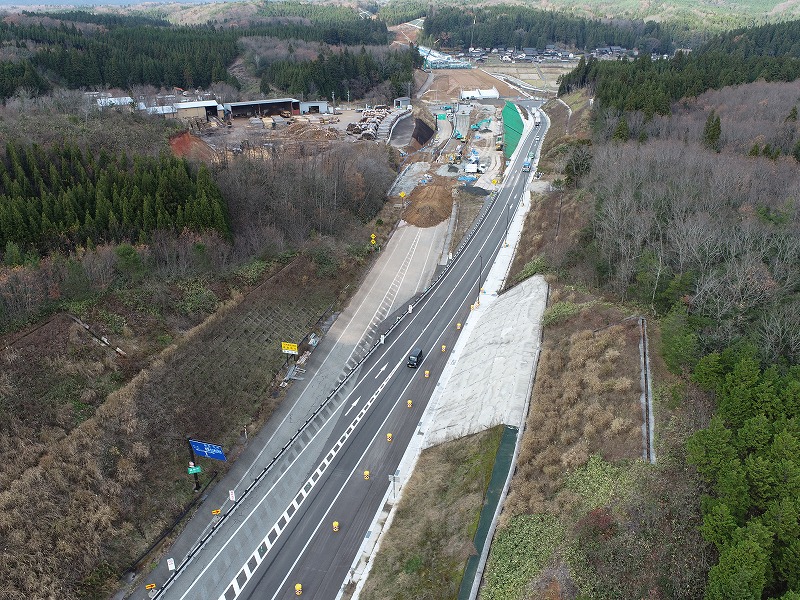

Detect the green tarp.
xmin=501 ymin=102 xmax=524 ymax=158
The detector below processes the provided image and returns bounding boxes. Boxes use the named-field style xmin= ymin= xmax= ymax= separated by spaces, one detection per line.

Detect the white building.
xmin=459 ymin=87 xmax=500 ymax=101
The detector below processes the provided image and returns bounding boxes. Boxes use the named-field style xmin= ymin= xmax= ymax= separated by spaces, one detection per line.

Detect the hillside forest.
xmin=528 ymin=15 xmax=800 ymax=597
xmin=0 ymin=5 xmax=415 ymax=101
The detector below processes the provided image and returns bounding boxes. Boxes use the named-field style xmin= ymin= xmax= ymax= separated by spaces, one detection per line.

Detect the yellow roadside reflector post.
xmin=424 ymin=370 xmax=430 ymax=378
xmin=407 ymin=399 xmax=413 ymax=408
xmin=295 ymin=583 xmax=303 ymax=595
xmin=333 ymin=521 xmax=339 ymax=532
xmin=387 ymin=433 xmax=393 ymax=443
xmin=364 ymin=470 xmax=370 ymax=480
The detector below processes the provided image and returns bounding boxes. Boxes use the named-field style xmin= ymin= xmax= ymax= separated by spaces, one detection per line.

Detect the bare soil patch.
xmin=389 ymin=22 xmax=421 ymax=45
xmin=402 ymin=176 xmax=454 ymax=227
xmin=169 ymin=131 xmax=216 ymax=162
xmin=423 ymin=69 xmax=517 ymax=104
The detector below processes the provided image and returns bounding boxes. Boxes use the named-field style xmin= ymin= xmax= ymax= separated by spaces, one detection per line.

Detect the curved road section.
xmin=152 ymin=102 xmax=542 ymax=600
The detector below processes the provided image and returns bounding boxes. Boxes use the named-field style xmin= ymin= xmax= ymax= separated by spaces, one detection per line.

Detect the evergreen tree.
xmin=3 ymin=240 xmax=23 ymax=266
xmin=612 ymin=115 xmax=630 ymax=142
xmin=703 ymin=110 xmax=722 ymax=152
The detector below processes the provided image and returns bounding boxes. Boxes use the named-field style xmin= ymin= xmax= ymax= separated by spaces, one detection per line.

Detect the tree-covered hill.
xmin=0 ymin=5 xmax=393 ymax=100
xmin=422 ymin=5 xmax=675 ymax=53
xmin=558 ymin=18 xmax=800 ymax=116
xmin=698 ymin=19 xmax=800 ymax=58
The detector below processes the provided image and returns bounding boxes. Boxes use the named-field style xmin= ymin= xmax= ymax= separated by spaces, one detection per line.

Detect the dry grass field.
xmin=358 ymin=426 xmax=505 ymax=600
xmin=0 ymin=251 xmax=377 ymax=599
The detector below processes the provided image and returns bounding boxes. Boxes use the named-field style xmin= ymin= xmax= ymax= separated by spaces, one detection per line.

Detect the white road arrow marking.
xmin=374 ymin=363 xmax=387 ymax=379
xmin=343 ymin=396 xmax=361 ymax=416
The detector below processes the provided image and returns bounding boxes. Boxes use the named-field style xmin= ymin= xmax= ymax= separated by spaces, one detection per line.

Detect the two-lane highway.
xmin=158 ymin=102 xmax=546 ymax=600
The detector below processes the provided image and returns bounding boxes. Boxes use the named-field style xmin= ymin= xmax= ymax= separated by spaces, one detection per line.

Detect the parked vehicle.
xmin=522 ymin=160 xmax=532 ymax=172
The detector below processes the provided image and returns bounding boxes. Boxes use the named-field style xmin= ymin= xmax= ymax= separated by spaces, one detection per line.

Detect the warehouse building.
xmin=300 ymin=100 xmax=329 ymax=114
xmin=223 ymin=98 xmax=300 ymax=119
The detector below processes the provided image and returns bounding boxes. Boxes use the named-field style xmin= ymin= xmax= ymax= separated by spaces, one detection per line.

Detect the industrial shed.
xmin=174 ymin=100 xmax=219 ymax=121
xmin=300 ymin=100 xmax=329 ymax=114
xmin=459 ymin=87 xmax=500 ymax=101
xmin=224 ymin=98 xmax=300 ymax=119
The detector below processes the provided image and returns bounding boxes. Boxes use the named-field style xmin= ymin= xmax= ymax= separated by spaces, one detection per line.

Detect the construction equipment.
xmin=470 ymin=118 xmax=491 ymax=130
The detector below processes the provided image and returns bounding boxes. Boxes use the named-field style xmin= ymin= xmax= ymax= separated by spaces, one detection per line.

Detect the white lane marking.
xmin=414 ymin=226 xmax=438 ymax=293
xmin=265 ymin=182 xmax=537 ymax=597
xmin=266 ymin=370 xmax=416 ymax=600
xmin=222 ymin=229 xmax=407 ymax=495
xmin=374 ymin=364 xmax=387 ymax=379
xmin=217 ymin=363 xmax=403 ymax=600
xmin=171 ymin=131 xmax=535 ymax=598
xmin=343 ymin=396 xmax=361 ymax=417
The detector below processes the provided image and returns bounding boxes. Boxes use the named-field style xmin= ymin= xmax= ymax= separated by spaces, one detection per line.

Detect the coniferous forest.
xmin=558 ymin=20 xmax=800 ymax=115
xmin=0 ymin=2 xmax=799 ymax=598
xmin=550 ymin=13 xmax=800 ymax=598
xmin=0 ymin=4 xmax=395 ymax=100
xmin=0 ymin=143 xmax=229 ymax=261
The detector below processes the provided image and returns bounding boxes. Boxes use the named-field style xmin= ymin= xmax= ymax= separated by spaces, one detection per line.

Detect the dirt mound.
xmin=403 ymin=178 xmax=453 ymax=227
xmin=169 ymin=131 xmax=216 ymax=162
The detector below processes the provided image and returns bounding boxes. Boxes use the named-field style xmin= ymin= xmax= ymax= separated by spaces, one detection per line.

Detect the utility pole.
xmin=332 ymin=91 xmax=335 ymax=111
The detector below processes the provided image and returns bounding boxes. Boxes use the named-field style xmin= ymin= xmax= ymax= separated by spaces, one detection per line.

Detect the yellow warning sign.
xmin=145 ymin=584 xmax=156 ymax=590
xmin=212 ymin=509 xmax=221 ymax=515
xmin=281 ymin=342 xmax=299 ymax=355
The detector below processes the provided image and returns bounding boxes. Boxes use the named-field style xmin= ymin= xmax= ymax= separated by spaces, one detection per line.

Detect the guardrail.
xmin=152 ymin=168 xmax=503 ymax=600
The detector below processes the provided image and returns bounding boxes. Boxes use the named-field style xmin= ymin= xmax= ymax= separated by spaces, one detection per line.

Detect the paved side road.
xmin=124 ymin=219 xmax=446 ymax=599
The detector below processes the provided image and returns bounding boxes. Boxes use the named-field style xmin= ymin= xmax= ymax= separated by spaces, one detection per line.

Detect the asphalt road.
xmin=158 ymin=102 xmax=543 ymax=600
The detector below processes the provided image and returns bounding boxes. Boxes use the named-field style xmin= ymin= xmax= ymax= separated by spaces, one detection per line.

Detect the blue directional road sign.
xmin=189 ymin=439 xmax=227 ymax=462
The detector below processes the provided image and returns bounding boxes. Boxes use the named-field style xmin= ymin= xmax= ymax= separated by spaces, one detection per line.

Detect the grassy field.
xmin=358 ymin=426 xmax=505 ymax=600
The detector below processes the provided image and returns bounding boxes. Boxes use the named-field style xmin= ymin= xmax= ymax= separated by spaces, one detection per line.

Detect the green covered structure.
xmin=500 ymin=101 xmax=524 ymax=158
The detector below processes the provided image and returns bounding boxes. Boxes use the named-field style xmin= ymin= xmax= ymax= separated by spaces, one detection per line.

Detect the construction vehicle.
xmin=470 ymin=118 xmax=491 ymax=131
xmin=454 ymin=130 xmax=463 ymax=140
xmin=495 ymin=135 xmax=503 ymax=151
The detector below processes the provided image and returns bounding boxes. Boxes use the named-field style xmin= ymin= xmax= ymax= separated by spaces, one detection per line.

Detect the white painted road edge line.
xmin=346 ymin=108 xmax=540 ymax=600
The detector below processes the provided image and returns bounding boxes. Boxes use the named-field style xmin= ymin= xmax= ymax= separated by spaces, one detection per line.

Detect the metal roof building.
xmin=224 ymin=98 xmax=300 ymax=118
xmin=459 ymin=87 xmax=500 ymax=101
